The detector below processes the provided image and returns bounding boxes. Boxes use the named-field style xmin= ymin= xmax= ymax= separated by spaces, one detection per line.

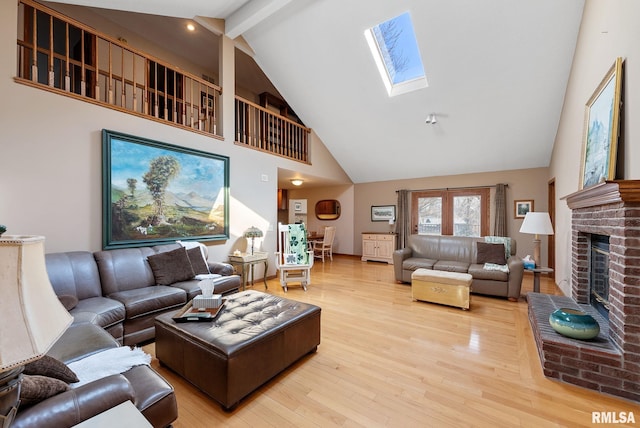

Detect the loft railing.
xmin=235 ymin=96 xmax=310 ymax=163
xmin=15 ymin=0 xmax=221 ymax=138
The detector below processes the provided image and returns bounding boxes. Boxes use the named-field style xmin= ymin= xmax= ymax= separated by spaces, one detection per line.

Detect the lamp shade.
xmin=243 ymin=226 xmax=263 ymax=238
xmin=519 ymin=212 xmax=554 ymax=235
xmin=0 ymin=236 xmax=72 ymax=371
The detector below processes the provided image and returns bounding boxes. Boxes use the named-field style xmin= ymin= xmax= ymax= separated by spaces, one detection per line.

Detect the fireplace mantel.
xmin=562 ymin=180 xmax=640 ymax=209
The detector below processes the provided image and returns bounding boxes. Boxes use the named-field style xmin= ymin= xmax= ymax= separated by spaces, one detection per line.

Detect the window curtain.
xmin=493 ymin=183 xmax=507 ymax=237
xmin=395 ymin=189 xmax=411 ymax=249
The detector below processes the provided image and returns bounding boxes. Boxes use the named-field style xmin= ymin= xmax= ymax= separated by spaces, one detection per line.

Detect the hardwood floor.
xmin=144 ymin=256 xmax=640 ymax=427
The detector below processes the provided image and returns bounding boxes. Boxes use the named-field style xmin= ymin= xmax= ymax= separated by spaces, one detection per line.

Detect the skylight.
xmin=365 ymin=11 xmax=427 ymax=97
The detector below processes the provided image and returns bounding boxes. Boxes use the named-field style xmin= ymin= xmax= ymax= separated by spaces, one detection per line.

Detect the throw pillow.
xmin=23 ymin=355 xmax=79 ymax=383
xmin=19 ymin=375 xmax=70 ymax=406
xmin=186 ymin=247 xmax=210 ymax=275
xmin=476 ymin=242 xmax=507 ymax=265
xmin=147 ymin=247 xmax=195 ymax=285
xmin=57 ymin=294 xmax=79 ymax=311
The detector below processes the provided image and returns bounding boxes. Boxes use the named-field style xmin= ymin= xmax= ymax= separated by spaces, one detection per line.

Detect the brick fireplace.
xmin=528 ymin=180 xmax=640 ymax=402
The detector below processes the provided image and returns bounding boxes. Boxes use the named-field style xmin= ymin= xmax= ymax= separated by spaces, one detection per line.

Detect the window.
xmin=365 ymin=11 xmax=427 ymax=97
xmin=411 ymin=189 xmax=490 ymax=237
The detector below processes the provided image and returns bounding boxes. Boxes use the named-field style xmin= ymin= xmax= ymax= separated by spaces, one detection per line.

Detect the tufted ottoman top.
xmin=156 ymin=290 xmax=321 ymax=356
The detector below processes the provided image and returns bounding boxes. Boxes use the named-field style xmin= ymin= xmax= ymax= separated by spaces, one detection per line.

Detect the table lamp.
xmin=519 ymin=212 xmax=554 ymax=267
xmin=243 ymin=226 xmax=263 ymax=255
xmin=0 ymin=235 xmax=73 ymax=427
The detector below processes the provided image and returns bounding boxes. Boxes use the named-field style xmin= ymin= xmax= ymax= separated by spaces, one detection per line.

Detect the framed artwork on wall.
xmin=580 ymin=57 xmax=624 ymax=189
xmin=102 ymin=129 xmax=229 ymax=249
xmin=371 ymin=205 xmax=396 ymax=222
xmin=514 ymin=200 xmax=534 ymax=219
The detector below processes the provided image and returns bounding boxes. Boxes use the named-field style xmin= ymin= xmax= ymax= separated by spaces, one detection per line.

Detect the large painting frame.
xmin=102 ymin=129 xmax=229 ymax=249
xmin=580 ymin=57 xmax=624 ymax=189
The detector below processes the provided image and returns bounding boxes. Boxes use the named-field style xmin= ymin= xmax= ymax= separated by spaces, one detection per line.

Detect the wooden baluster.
xmin=121 ymin=47 xmax=126 ymax=107
xmin=64 ymin=22 xmax=70 ymax=91
xmin=31 ymin=6 xmax=37 ymax=82
xmin=48 ymin=15 xmax=54 ymax=86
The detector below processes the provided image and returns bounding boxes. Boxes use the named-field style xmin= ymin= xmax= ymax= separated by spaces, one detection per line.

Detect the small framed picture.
xmin=371 ymin=205 xmax=396 ymax=222
xmin=514 ymin=200 xmax=534 ymax=219
xmin=294 ymin=202 xmax=302 ymax=212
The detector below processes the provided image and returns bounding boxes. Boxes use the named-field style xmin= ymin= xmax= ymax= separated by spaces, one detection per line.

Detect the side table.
xmin=526 ymin=267 xmax=554 ymax=293
xmin=72 ymin=401 xmax=151 ymax=428
xmin=228 ymin=252 xmax=269 ymax=291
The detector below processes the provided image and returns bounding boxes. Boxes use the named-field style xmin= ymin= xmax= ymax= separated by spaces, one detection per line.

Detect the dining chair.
xmin=313 ymin=226 xmax=336 ymax=262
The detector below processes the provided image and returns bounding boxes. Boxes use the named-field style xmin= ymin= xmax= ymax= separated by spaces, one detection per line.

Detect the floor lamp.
xmin=0 ymin=236 xmax=73 ymax=427
xmin=519 ymin=212 xmax=554 ymax=267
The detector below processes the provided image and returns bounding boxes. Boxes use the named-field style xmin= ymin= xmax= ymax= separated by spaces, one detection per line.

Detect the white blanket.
xmin=68 ymin=346 xmax=151 ymax=388
xmin=483 ymin=262 xmax=509 ymax=273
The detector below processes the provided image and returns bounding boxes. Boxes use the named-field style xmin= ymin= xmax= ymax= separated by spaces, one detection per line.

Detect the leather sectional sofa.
xmin=12 ymin=242 xmax=242 ymax=427
xmin=393 ymin=235 xmax=524 ymax=301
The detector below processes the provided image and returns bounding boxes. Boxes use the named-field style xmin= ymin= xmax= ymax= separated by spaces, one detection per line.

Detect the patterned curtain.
xmin=493 ymin=183 xmax=507 ymax=237
xmin=395 ymin=189 xmax=411 ymax=249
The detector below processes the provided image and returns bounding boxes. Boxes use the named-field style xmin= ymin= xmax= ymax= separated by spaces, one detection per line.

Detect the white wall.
xmin=0 ymin=1 xmax=348 ymax=279
xmin=549 ymin=0 xmax=640 ymax=295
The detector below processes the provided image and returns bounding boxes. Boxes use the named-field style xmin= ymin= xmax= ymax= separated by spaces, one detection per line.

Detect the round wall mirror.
xmin=315 ymin=200 xmax=341 ymax=220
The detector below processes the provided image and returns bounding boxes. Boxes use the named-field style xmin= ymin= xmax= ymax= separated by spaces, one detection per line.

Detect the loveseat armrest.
xmin=392 ymin=248 xmax=413 ymax=282
xmin=12 ymin=374 xmax=135 ymax=428
xmin=208 ymin=261 xmax=235 ymax=276
xmin=506 ymin=256 xmax=525 ymax=301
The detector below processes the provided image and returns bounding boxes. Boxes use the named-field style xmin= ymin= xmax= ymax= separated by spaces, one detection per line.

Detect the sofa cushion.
xmin=402 ymin=257 xmax=437 ymax=271
xmin=468 ymin=263 xmax=509 ymax=281
xmin=57 ymin=294 xmax=78 ymax=311
xmin=109 ymin=286 xmax=186 ymax=319
xmin=94 ymin=247 xmax=157 ymax=295
xmin=19 ymin=375 xmax=70 ymax=407
xmin=186 ymin=247 xmax=209 ymax=275
xmin=71 ymin=296 xmax=126 ymax=329
xmin=476 ymin=242 xmax=507 ymax=265
xmin=147 ymin=247 xmax=195 ymax=286
xmin=23 ymin=355 xmax=79 ymax=384
xmin=433 ymin=260 xmax=470 ymax=273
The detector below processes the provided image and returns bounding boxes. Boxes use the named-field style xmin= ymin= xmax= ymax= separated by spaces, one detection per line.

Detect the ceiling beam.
xmin=225 ymin=0 xmax=292 ymax=39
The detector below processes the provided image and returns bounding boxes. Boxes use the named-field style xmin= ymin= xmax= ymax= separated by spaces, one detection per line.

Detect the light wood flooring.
xmin=143 ymin=256 xmax=640 ymax=427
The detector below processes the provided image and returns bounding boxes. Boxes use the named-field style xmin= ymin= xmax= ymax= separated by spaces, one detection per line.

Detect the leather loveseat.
xmin=12 ymin=322 xmax=178 ymax=428
xmin=46 ymin=242 xmax=241 ymax=345
xmin=393 ymin=235 xmax=524 ymax=301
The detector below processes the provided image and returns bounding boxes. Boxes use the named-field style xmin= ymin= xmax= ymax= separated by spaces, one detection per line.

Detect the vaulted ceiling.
xmin=45 ymin=0 xmax=585 ymax=185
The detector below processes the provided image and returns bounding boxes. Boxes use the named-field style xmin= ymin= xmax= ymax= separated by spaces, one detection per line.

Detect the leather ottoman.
xmin=154 ymin=290 xmax=321 ymax=410
xmin=411 ymin=268 xmax=472 ymax=310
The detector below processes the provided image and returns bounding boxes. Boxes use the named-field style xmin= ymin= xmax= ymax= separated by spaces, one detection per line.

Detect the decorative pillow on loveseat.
xmin=186 ymin=247 xmax=210 ymax=275
xmin=476 ymin=242 xmax=507 ymax=265
xmin=23 ymin=355 xmax=79 ymax=384
xmin=20 ymin=375 xmax=70 ymax=406
xmin=147 ymin=247 xmax=195 ymax=285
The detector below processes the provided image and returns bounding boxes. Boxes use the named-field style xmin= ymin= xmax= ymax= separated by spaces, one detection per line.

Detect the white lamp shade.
xmin=0 ymin=236 xmax=72 ymax=371
xmin=519 ymin=212 xmax=554 ymax=235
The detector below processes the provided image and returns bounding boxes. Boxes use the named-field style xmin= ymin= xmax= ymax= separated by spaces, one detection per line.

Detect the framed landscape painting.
xmin=514 ymin=200 xmax=533 ymax=219
xmin=102 ymin=130 xmax=229 ymax=249
xmin=580 ymin=57 xmax=624 ymax=189
xmin=371 ymin=205 xmax=396 ymax=222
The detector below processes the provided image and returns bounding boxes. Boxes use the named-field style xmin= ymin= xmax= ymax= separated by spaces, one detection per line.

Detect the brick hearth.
xmin=528 ymin=180 xmax=640 ymax=402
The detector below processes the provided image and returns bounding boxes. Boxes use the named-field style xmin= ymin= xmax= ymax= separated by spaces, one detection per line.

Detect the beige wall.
xmin=549 ymin=0 xmax=640 ymax=295
xmin=354 ymin=168 xmax=550 ymax=262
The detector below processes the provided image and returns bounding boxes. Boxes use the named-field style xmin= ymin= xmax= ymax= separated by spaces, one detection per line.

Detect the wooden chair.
xmin=313 ymin=226 xmax=336 ymax=262
xmin=275 ymin=223 xmax=314 ymax=292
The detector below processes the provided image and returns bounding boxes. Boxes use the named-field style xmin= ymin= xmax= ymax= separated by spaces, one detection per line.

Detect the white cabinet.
xmin=361 ymin=233 xmax=396 ymax=264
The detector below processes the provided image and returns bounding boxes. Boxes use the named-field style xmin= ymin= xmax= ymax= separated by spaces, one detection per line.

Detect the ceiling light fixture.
xmin=186 ymin=23 xmax=195 ymax=32
xmin=290 ymin=179 xmax=304 ymax=186
xmin=425 ymin=113 xmax=437 ymax=124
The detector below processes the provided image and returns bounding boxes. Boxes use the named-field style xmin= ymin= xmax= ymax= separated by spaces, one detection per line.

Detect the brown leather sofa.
xmin=46 ymin=242 xmax=241 ymax=345
xmin=12 ymin=323 xmax=177 ymax=428
xmin=393 ymin=235 xmax=524 ymax=301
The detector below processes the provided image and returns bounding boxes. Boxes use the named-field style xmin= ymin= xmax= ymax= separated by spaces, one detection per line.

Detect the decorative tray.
xmin=172 ymin=299 xmax=226 ymax=323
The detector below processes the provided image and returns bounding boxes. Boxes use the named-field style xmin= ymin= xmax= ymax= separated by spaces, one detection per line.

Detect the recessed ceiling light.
xmin=186 ymin=23 xmax=195 ymax=32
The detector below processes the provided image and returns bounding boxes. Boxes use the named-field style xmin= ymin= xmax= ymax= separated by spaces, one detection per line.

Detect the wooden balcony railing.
xmin=235 ymin=96 xmax=310 ymax=163
xmin=15 ymin=0 xmax=221 ymax=138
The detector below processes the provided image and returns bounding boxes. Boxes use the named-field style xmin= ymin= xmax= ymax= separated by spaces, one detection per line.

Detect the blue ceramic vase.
xmin=549 ymin=308 xmax=600 ymax=340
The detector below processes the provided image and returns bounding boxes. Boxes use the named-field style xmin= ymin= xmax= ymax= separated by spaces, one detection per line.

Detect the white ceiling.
xmin=45 ymin=0 xmax=585 ymax=186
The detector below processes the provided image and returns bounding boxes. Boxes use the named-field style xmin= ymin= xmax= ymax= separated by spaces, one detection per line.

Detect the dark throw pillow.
xmin=148 ymin=247 xmax=195 ymax=285
xmin=20 ymin=375 xmax=70 ymax=406
xmin=57 ymin=294 xmax=79 ymax=311
xmin=23 ymin=355 xmax=79 ymax=383
xmin=476 ymin=242 xmax=507 ymax=265
xmin=186 ymin=247 xmax=210 ymax=275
